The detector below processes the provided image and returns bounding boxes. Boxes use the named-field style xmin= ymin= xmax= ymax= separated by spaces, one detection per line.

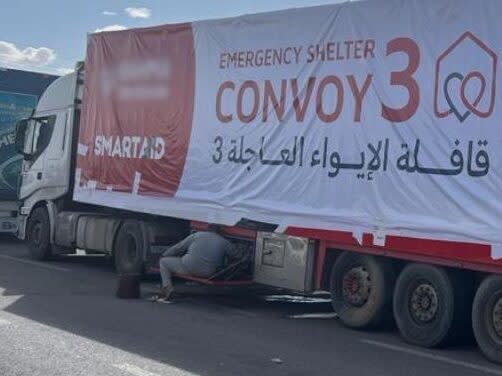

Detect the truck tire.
xmin=26 ymin=206 xmax=52 ymax=260
xmin=472 ymin=275 xmax=502 ymax=364
xmin=330 ymin=252 xmax=395 ymax=329
xmin=114 ymin=220 xmax=147 ymax=275
xmin=393 ymin=263 xmax=470 ymax=348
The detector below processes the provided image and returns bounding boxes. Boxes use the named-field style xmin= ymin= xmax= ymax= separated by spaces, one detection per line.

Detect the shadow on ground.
xmin=0 ymin=238 xmax=356 ymax=376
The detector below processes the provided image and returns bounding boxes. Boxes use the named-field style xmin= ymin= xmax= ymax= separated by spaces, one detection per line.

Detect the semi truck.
xmin=13 ymin=0 xmax=502 ymax=364
xmin=0 ymin=68 xmax=57 ymax=232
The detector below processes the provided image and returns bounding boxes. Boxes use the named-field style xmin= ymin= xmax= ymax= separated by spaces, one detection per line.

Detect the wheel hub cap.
xmin=492 ymin=297 xmax=502 ymax=338
xmin=410 ymin=283 xmax=438 ymax=324
xmin=342 ymin=267 xmax=371 ymax=307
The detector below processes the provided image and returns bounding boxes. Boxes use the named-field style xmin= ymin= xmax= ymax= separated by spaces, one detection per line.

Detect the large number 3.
xmin=381 ymin=38 xmax=420 ymax=122
xmin=212 ymin=136 xmax=223 ymax=164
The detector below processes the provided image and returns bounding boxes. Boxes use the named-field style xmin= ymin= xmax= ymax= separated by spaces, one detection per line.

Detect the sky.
xmin=0 ymin=0 xmax=347 ymax=76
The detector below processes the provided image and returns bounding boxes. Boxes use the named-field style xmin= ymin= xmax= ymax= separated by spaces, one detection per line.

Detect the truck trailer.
xmin=14 ymin=0 xmax=502 ymax=364
xmin=0 ymin=68 xmax=57 ymax=232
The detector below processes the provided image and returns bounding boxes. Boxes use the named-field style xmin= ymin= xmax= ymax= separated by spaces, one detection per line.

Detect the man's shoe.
xmin=160 ymin=285 xmax=175 ymax=300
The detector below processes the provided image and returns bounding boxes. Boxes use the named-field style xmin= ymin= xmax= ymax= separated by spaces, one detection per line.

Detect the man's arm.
xmin=162 ymin=233 xmax=197 ymax=257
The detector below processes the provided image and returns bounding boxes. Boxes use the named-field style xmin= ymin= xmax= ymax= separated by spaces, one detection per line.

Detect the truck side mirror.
xmin=15 ymin=119 xmax=32 ymax=160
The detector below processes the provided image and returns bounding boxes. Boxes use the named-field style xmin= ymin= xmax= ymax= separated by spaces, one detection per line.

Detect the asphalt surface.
xmin=0 ymin=236 xmax=501 ymax=376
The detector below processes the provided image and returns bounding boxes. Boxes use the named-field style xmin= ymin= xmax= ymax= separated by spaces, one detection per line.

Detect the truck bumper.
xmin=0 ymin=216 xmax=18 ymax=233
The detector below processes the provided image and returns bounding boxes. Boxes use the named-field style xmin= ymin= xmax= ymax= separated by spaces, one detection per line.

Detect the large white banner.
xmin=180 ymin=0 xmax=501 ymax=246
xmin=76 ymin=0 xmax=502 ymax=257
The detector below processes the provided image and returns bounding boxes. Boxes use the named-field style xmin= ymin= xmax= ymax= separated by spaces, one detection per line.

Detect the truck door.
xmin=18 ymin=114 xmax=56 ymax=199
xmin=43 ymin=110 xmax=70 ymax=190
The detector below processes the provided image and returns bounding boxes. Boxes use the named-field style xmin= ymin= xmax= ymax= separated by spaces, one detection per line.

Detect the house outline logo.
xmin=434 ymin=32 xmax=497 ymax=122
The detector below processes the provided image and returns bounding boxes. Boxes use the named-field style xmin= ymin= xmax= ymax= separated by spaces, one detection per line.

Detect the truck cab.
xmin=16 ymin=71 xmax=81 ymax=243
xmin=14 ymin=68 xmax=195 ymax=275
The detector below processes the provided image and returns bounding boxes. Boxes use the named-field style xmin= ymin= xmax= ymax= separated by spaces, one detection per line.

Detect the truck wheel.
xmin=330 ymin=252 xmax=395 ymax=329
xmin=393 ymin=263 xmax=470 ymax=348
xmin=114 ymin=220 xmax=146 ymax=275
xmin=472 ymin=275 xmax=502 ymax=364
xmin=26 ymin=206 xmax=52 ymax=260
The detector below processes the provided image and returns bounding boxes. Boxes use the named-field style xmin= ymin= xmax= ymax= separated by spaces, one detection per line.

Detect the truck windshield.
xmin=25 ymin=115 xmax=56 ymax=160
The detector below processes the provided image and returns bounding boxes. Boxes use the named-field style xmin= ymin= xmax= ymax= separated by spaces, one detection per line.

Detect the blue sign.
xmin=0 ymin=91 xmax=38 ymax=200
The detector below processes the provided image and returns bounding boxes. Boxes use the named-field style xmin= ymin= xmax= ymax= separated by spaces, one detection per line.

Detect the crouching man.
xmin=158 ymin=225 xmax=236 ymax=300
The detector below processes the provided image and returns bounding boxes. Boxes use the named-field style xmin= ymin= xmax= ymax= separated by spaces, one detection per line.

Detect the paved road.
xmin=0 ymin=236 xmax=500 ymax=376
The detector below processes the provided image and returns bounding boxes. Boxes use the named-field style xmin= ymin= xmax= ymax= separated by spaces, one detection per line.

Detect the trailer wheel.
xmin=393 ymin=263 xmax=470 ymax=348
xmin=26 ymin=206 xmax=52 ymax=260
xmin=114 ymin=221 xmax=147 ymax=275
xmin=330 ymin=252 xmax=395 ymax=329
xmin=472 ymin=275 xmax=502 ymax=364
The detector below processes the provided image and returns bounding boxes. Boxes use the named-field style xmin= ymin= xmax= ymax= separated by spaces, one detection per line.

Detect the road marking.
xmin=113 ymin=363 xmax=197 ymax=376
xmin=263 ymin=295 xmax=331 ymax=303
xmin=0 ymin=254 xmax=69 ymax=272
xmin=0 ymin=318 xmax=11 ymax=326
xmin=289 ymin=312 xmax=338 ymax=319
xmin=361 ymin=339 xmax=502 ymax=375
